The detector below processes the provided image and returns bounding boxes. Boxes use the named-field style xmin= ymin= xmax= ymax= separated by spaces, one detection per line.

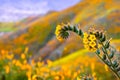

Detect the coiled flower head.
xmin=55 ymin=23 xmax=83 ymax=42
xmin=55 ymin=24 xmax=70 ymax=42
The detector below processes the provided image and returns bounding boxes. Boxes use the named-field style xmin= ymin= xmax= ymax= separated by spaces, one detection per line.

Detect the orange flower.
xmin=24 ymin=47 xmax=29 ymax=53
xmin=15 ymin=60 xmax=22 ymax=67
xmin=26 ymin=70 xmax=32 ymax=80
xmin=104 ymin=65 xmax=109 ymax=72
xmin=31 ymin=59 xmax=35 ymax=66
xmin=6 ymin=54 xmax=14 ymax=60
xmin=21 ymin=53 xmax=26 ymax=59
xmin=32 ymin=75 xmax=38 ymax=80
xmin=23 ymin=60 xmax=27 ymax=64
xmin=54 ymin=76 xmax=60 ymax=80
xmin=12 ymin=59 xmax=17 ymax=65
xmin=4 ymin=65 xmax=10 ymax=74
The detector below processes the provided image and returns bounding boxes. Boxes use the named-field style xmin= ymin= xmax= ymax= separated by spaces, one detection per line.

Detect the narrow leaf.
xmin=105 ymin=41 xmax=110 ymax=49
xmin=96 ymin=49 xmax=100 ymax=55
xmin=102 ymin=54 xmax=106 ymax=60
xmin=109 ymin=52 xmax=114 ymax=59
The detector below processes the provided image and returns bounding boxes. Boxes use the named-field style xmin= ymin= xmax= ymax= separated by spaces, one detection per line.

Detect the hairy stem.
xmin=95 ymin=51 xmax=120 ymax=80
xmin=100 ymin=42 xmax=120 ymax=79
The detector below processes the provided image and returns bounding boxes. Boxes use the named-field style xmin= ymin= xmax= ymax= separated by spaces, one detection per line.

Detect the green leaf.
xmin=67 ymin=25 xmax=72 ymax=30
xmin=116 ymin=67 xmax=120 ymax=72
xmin=102 ymin=54 xmax=106 ymax=60
xmin=112 ymin=60 xmax=118 ymax=67
xmin=115 ymin=63 xmax=119 ymax=68
xmin=95 ymin=32 xmax=99 ymax=37
xmin=73 ymin=26 xmax=78 ymax=33
xmin=61 ymin=32 xmax=69 ymax=39
xmin=109 ymin=51 xmax=114 ymax=59
xmin=64 ymin=26 xmax=69 ymax=30
xmin=102 ymin=47 xmax=106 ymax=54
xmin=99 ymin=32 xmax=103 ymax=38
xmin=100 ymin=34 xmax=106 ymax=42
xmin=96 ymin=49 xmax=100 ymax=54
xmin=105 ymin=60 xmax=111 ymax=66
xmin=78 ymin=29 xmax=83 ymax=37
xmin=105 ymin=41 xmax=110 ymax=49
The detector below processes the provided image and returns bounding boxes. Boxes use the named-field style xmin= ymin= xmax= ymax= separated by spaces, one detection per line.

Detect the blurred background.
xmin=0 ymin=0 xmax=120 ymax=80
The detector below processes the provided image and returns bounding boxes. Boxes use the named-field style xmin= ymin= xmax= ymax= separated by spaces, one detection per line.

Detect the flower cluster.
xmin=83 ymin=32 xmax=97 ymax=52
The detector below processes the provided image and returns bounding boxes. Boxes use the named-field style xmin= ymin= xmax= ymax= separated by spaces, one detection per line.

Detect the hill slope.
xmin=0 ymin=0 xmax=120 ymax=61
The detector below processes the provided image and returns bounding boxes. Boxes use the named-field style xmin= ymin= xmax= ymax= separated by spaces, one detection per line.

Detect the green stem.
xmin=99 ymin=42 xmax=120 ymax=79
xmin=95 ymin=52 xmax=120 ymax=80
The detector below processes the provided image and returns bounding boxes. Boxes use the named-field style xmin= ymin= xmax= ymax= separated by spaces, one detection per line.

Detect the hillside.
xmin=0 ymin=0 xmax=120 ymax=61
xmin=0 ymin=22 xmax=16 ymax=32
